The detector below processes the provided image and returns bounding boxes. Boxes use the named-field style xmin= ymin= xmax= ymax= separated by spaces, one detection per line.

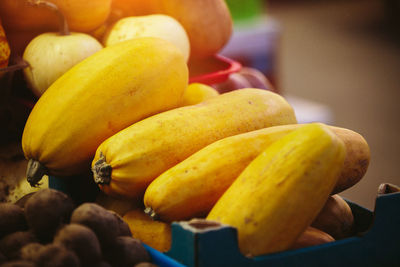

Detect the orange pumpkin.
xmin=158 ymin=0 xmax=232 ymax=59
xmin=0 ymin=0 xmax=112 ymax=33
xmin=108 ymin=0 xmax=232 ymax=59
xmin=109 ymin=0 xmax=159 ymax=22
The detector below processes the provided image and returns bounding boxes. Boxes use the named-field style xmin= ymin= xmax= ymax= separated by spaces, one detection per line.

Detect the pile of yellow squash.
xmin=3 ymin=0 xmax=372 ymax=258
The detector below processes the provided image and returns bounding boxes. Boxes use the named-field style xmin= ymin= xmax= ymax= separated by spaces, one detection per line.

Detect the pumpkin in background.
xmin=0 ymin=0 xmax=112 ymax=34
xmin=108 ymin=0 xmax=233 ymax=59
xmin=158 ymin=0 xmax=233 ymax=59
xmin=109 ymin=0 xmax=159 ymax=22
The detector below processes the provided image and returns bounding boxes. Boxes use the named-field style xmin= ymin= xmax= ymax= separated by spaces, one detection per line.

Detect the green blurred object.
xmin=225 ymin=0 xmax=265 ymax=23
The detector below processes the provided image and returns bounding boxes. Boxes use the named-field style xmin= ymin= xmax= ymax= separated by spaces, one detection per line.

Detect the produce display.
xmin=22 ymin=37 xmax=188 ymax=184
xmin=207 ymin=123 xmax=346 ymax=256
xmin=91 ymin=88 xmax=296 ymax=199
xmin=0 ymin=0 xmax=381 ymax=266
xmin=143 ymin=124 xmax=369 ymax=222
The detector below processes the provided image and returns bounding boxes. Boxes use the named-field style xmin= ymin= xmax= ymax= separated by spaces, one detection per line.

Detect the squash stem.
xmin=92 ymin=152 xmax=112 ymax=185
xmin=26 ymin=159 xmax=47 ymax=187
xmin=144 ymin=206 xmax=159 ymax=221
xmin=28 ymin=0 xmax=70 ymax=35
xmin=0 ymin=60 xmax=30 ymax=73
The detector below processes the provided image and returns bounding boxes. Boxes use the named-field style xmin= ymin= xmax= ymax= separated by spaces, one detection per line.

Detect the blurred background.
xmin=222 ymin=0 xmax=400 ymax=210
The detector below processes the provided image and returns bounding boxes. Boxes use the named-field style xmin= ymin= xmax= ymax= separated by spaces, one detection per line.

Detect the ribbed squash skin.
xmin=144 ymin=124 xmax=369 ymax=222
xmin=22 ymin=37 xmax=188 ymax=179
xmin=91 ymin=88 xmax=297 ymax=199
xmin=207 ymin=123 xmax=346 ymax=256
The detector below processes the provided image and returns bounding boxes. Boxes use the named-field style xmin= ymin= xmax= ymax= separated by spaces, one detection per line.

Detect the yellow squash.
xmin=207 ymin=123 xmax=346 ymax=257
xmin=179 ymin=82 xmax=220 ymax=106
xmin=95 ymin=191 xmax=141 ymax=216
xmin=123 ymin=208 xmax=172 ymax=252
xmin=92 ymin=88 xmax=297 ymax=199
xmin=144 ymin=124 xmax=369 ymax=222
xmin=22 ymin=37 xmax=188 ymax=186
xmin=331 ymin=126 xmax=370 ymax=194
xmin=144 ymin=124 xmax=295 ymax=222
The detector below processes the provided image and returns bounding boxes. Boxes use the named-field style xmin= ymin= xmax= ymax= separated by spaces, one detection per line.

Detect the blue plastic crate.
xmin=165 ymin=191 xmax=400 ymax=267
xmin=49 ymin=175 xmax=400 ymax=267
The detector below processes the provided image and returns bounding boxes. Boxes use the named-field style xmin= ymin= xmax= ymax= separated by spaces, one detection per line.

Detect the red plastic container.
xmin=188 ymin=54 xmax=242 ymax=85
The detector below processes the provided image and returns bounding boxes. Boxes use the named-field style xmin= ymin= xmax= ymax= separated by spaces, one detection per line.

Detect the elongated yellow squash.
xmin=143 ymin=125 xmax=295 ymax=222
xmin=330 ymin=126 xmax=370 ymax=194
xmin=144 ymin=124 xmax=369 ymax=222
xmin=22 ymin=37 xmax=188 ymax=186
xmin=206 ymin=123 xmax=346 ymax=257
xmin=91 ymin=88 xmax=297 ymax=199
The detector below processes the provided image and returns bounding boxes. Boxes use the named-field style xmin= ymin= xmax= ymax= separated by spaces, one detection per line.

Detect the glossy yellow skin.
xmin=144 ymin=124 xmax=369 ymax=222
xmin=207 ymin=123 xmax=346 ymax=257
xmin=144 ymin=125 xmax=295 ymax=222
xmin=92 ymin=88 xmax=297 ymax=199
xmin=179 ymin=83 xmax=220 ymax=106
xmin=22 ymin=37 xmax=188 ymax=177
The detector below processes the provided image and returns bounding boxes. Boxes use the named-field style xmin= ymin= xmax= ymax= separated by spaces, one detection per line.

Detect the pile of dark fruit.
xmin=0 ymin=188 xmax=158 ymax=267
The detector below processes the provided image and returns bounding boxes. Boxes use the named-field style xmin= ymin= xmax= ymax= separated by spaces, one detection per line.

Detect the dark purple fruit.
xmin=0 ymin=231 xmax=37 ymax=259
xmin=24 ymin=189 xmax=74 ymax=242
xmin=0 ymin=203 xmax=28 ymax=239
xmin=35 ymin=243 xmax=80 ymax=267
xmin=104 ymin=236 xmax=150 ymax=267
xmin=70 ymin=203 xmax=119 ymax=246
xmin=53 ymin=223 xmax=101 ymax=266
